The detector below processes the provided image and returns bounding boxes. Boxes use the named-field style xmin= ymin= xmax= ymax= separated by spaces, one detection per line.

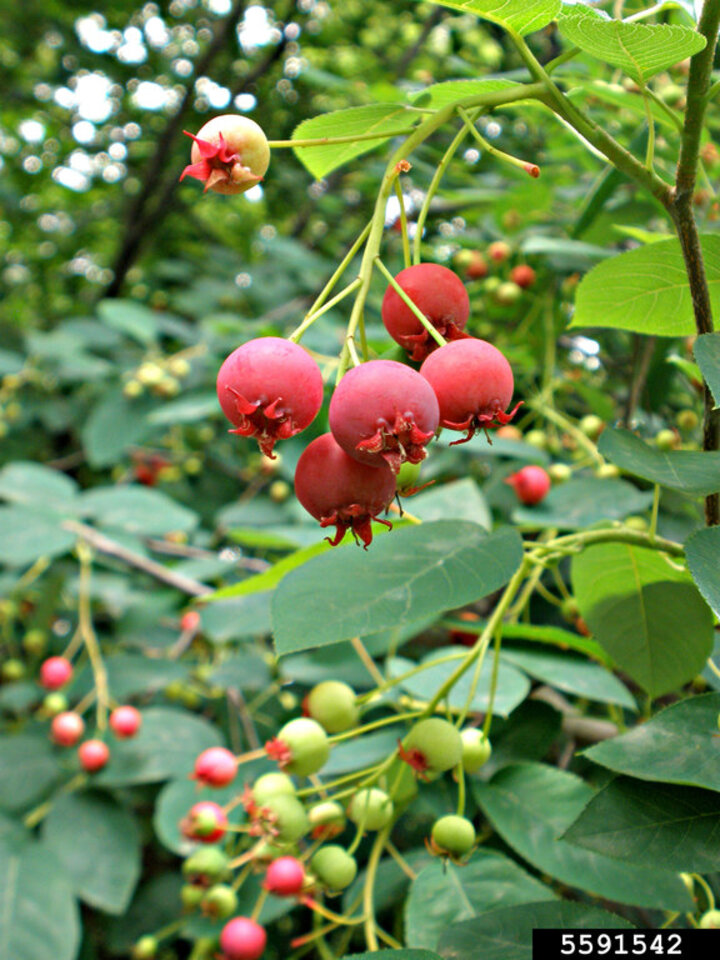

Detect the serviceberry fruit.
xmin=252 ymin=793 xmax=309 ymax=844
xmin=509 ymin=264 xmax=536 ymax=288
xmin=183 ymin=846 xmax=229 ymax=886
xmin=460 ymin=728 xmax=492 ymax=773
xmin=294 ymin=433 xmax=396 ymax=548
xmin=487 ymin=240 xmax=511 ymax=263
xmin=193 ymin=746 xmax=237 ymax=787
xmin=699 ymin=909 xmax=720 ymax=929
xmin=306 ymin=681 xmax=359 ymax=734
xmin=399 ymin=717 xmax=462 ymax=778
xmin=493 ymin=281 xmax=522 ymax=306
xmin=308 ymin=800 xmax=346 ymax=839
xmin=51 ymin=711 xmax=85 ymax=747
xmin=181 ymin=883 xmax=205 ymax=910
xmin=43 ymin=692 xmax=69 ymax=716
xmin=266 ymin=717 xmax=330 ymax=777
xmin=454 ymin=249 xmax=488 ymax=280
xmin=180 ymin=610 xmax=201 ymax=633
xmin=251 ymin=772 xmax=297 ymax=806
xmin=109 ymin=705 xmax=142 ymax=739
xmin=548 ymin=462 xmax=572 ymax=483
xmin=264 ymin=855 xmax=306 ymax=896
xmin=181 ymin=801 xmax=228 ymax=843
xmin=131 ymin=936 xmax=158 ymax=960
xmin=201 ymin=883 xmax=238 ymax=919
xmin=217 ymin=338 xmax=324 ymax=458
xmin=78 ymin=739 xmax=110 ymax=773
xmin=329 ymin=360 xmax=439 ymax=473
xmin=505 ymin=465 xmax=551 ymax=505
xmin=381 ymin=263 xmax=470 ymax=361
xmin=220 ymin=916 xmax=267 ymax=960
xmin=180 ymin=115 xmax=270 ymax=195
xmin=311 ymin=845 xmax=358 ymax=891
xmin=420 ymin=339 xmax=520 ymax=443
xmin=579 ymin=414 xmax=604 ymax=440
xmin=430 ymin=814 xmax=476 ymax=858
xmin=39 ymin=656 xmax=73 ymax=690
xmin=1 ymin=658 xmax=25 ymax=682
xmin=347 ymin=787 xmax=393 ymax=831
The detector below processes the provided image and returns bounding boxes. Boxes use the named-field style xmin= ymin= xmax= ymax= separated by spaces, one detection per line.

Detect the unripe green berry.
xmin=460 ymin=729 xmax=492 ymax=773
xmin=548 ymin=463 xmax=572 ymax=484
xmin=625 ymin=515 xmax=649 ymax=532
xmin=307 ymin=681 xmax=359 ymax=734
xmin=123 ymin=379 xmax=143 ymax=399
xmin=181 ymin=884 xmax=205 ymax=910
xmin=308 ymin=800 xmax=346 ymax=839
xmin=201 ymin=883 xmax=238 ymax=919
xmin=494 ymin=281 xmax=522 ymax=306
xmin=253 ymin=840 xmax=300 ymax=862
xmin=347 ymin=788 xmax=393 ymax=831
xmin=401 ymin=718 xmax=462 ymax=776
xmin=699 ymin=909 xmax=720 ymax=929
xmin=579 ymin=415 xmax=604 ymax=440
xmin=267 ymin=717 xmax=330 ymax=776
xmin=396 ymin=460 xmax=422 ymax=495
xmin=22 ymin=629 xmax=47 ymax=656
xmin=484 ymin=276 xmax=501 ymax=295
xmin=132 ymin=937 xmax=158 ymax=960
xmin=252 ymin=772 xmax=297 ymax=805
xmin=676 ymin=409 xmax=699 ymax=432
xmin=655 ymin=429 xmax=678 ymax=451
xmin=182 ymin=846 xmax=229 ymax=884
xmin=260 ymin=793 xmax=310 ymax=844
xmin=311 ymin=845 xmax=358 ymax=891
xmin=43 ymin=692 xmax=69 ymax=716
xmin=2 ymin=658 xmax=25 ymax=682
xmin=560 ymin=597 xmax=580 ymax=623
xmin=431 ymin=815 xmax=476 ymax=857
xmin=525 ymin=429 xmax=547 ymax=450
xmin=595 ymin=463 xmax=620 ymax=479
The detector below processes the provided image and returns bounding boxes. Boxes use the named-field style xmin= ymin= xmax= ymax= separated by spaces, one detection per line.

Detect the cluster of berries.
xmin=39 ymin=655 xmax=141 ymax=771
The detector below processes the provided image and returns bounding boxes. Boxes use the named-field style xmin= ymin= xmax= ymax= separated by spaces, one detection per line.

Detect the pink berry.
xmin=51 ymin=711 xmax=85 ymax=747
xmin=420 ymin=339 xmax=521 ymax=443
xmin=505 ymin=465 xmax=551 ymax=505
xmin=109 ymin=705 xmax=142 ymax=739
xmin=180 ymin=115 xmax=270 ymax=195
xmin=216 ymin=338 xmax=324 ymax=458
xmin=264 ymin=855 xmax=305 ymax=896
xmin=328 ymin=360 xmax=439 ymax=473
xmin=39 ymin=656 xmax=73 ymax=690
xmin=181 ymin=801 xmax=228 ymax=843
xmin=381 ymin=263 xmax=470 ymax=362
xmin=180 ymin=610 xmax=201 ymax=633
xmin=510 ymin=264 xmax=536 ymax=289
xmin=193 ymin=747 xmax=237 ymax=788
xmin=219 ymin=916 xmax=267 ymax=960
xmin=294 ymin=433 xmax=397 ymax=548
xmin=78 ymin=739 xmax=110 ymax=773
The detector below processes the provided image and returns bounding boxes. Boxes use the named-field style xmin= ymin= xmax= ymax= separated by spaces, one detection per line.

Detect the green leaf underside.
xmin=271 ymin=521 xmax=524 ymax=655
xmin=686 ymin=526 xmax=720 ymax=618
xmin=571 ymin=236 xmax=720 ymax=336
xmin=585 ymin=693 xmax=720 ymax=791
xmin=0 ymin=735 xmax=62 ymax=814
xmin=558 ymin=7 xmax=706 ymax=84
xmin=598 ymin=427 xmax=720 ymax=495
xmin=0 ymin=506 xmax=76 ymax=567
xmin=291 ymin=104 xmax=419 ymax=179
xmin=0 ymin=462 xmax=78 ymax=508
xmin=411 ymin=0 xmax=562 ymax=37
xmin=694 ymin=332 xmax=720 ymax=407
xmin=563 ymin=777 xmax=720 ymax=873
xmin=500 ymin=647 xmax=635 ymax=709
xmin=475 ymin=764 xmax=693 ymax=911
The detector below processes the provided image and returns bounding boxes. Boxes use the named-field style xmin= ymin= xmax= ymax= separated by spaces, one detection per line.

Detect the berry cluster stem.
xmin=76 ymin=542 xmax=110 ymax=733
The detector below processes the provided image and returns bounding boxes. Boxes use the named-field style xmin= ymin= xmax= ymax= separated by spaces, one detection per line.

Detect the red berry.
xmin=180 ymin=610 xmax=201 ymax=633
xmin=217 ymin=338 xmax=324 ymax=458
xmin=420 ymin=339 xmax=521 ymax=443
xmin=193 ymin=747 xmax=237 ymax=788
xmin=219 ymin=916 xmax=267 ymax=960
xmin=51 ymin=711 xmax=85 ymax=747
xmin=510 ymin=264 xmax=536 ymax=288
xmin=109 ymin=705 xmax=142 ymax=739
xmin=454 ymin=250 xmax=488 ymax=280
xmin=328 ymin=360 xmax=439 ymax=473
xmin=39 ymin=656 xmax=73 ymax=690
xmin=78 ymin=739 xmax=110 ymax=773
xmin=180 ymin=115 xmax=270 ymax=195
xmin=487 ymin=240 xmax=511 ymax=263
xmin=505 ymin=465 xmax=551 ymax=505
xmin=381 ymin=263 xmax=470 ymax=362
xmin=294 ymin=433 xmax=396 ymax=548
xmin=264 ymin=855 xmax=305 ymax=896
xmin=181 ymin=801 xmax=228 ymax=843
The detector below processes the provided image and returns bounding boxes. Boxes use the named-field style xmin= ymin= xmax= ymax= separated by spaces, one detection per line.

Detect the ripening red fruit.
xmin=505 ymin=465 xmax=551 ymax=505
xmin=328 ymin=361 xmax=439 ymax=473
xmin=487 ymin=240 xmax=511 ymax=263
xmin=264 ymin=856 xmax=305 ymax=896
xmin=294 ymin=434 xmax=396 ymax=548
xmin=109 ymin=705 xmax=142 ymax=739
xmin=220 ymin=917 xmax=267 ymax=960
xmin=180 ymin=115 xmax=270 ymax=195
xmin=420 ymin=339 xmax=520 ymax=443
xmin=381 ymin=264 xmax=470 ymax=362
xmin=180 ymin=610 xmax=201 ymax=633
xmin=39 ymin=656 xmax=73 ymax=690
xmin=509 ymin=265 xmax=536 ymax=289
xmin=217 ymin=338 xmax=324 ymax=458
xmin=78 ymin=739 xmax=110 ymax=773
xmin=192 ymin=747 xmax=237 ymax=788
xmin=181 ymin=801 xmax=228 ymax=843
xmin=51 ymin=711 xmax=85 ymax=747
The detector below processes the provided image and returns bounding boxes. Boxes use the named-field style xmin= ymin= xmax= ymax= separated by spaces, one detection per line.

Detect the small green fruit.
xmin=311 ymin=845 xmax=358 ymax=891
xmin=252 ymin=772 xmax=297 ymax=805
xmin=259 ymin=793 xmax=310 ymax=844
xmin=308 ymin=800 xmax=346 ymax=839
xmin=42 ymin=692 xmax=69 ymax=716
xmin=676 ymin=409 xmax=699 ymax=432
xmin=699 ymin=909 xmax=720 ymax=929
xmin=595 ymin=463 xmax=620 ymax=479
xmin=396 ymin=460 xmax=422 ymax=495
xmin=1 ymin=658 xmax=26 ymax=682
xmin=267 ymin=717 xmax=330 ymax=776
xmin=401 ymin=718 xmax=462 ymax=776
xmin=181 ymin=884 xmax=205 ymax=910
xmin=132 ymin=937 xmax=158 ymax=960
xmin=307 ymin=681 xmax=359 ymax=734
xmin=22 ymin=629 xmax=47 ymax=656
xmin=201 ymin=883 xmax=238 ymax=919
xmin=525 ymin=429 xmax=547 ymax=450
xmin=460 ymin=729 xmax=492 ymax=773
xmin=347 ymin=788 xmax=394 ymax=831
xmin=625 ymin=515 xmax=649 ymax=532
xmin=548 ymin=463 xmax=572 ymax=484
xmin=655 ymin=428 xmax=678 ymax=451
xmin=579 ymin=414 xmax=604 ymax=440
xmin=431 ymin=814 xmax=476 ymax=857
xmin=182 ymin=846 xmax=229 ymax=885
xmin=493 ymin=281 xmax=522 ymax=306
xmin=560 ymin=597 xmax=580 ymax=623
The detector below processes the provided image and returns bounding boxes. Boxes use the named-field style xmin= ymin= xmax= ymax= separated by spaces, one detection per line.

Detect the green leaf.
xmin=521 ymin=235 xmax=614 ymax=270
xmin=96 ymin=298 xmax=159 ymax=345
xmin=82 ymin=390 xmax=156 ymax=467
xmin=694 ymin=332 xmax=720 ymax=406
xmin=209 ymin=650 xmax=272 ymax=692
xmin=405 ymin=854 xmax=555 ymax=951
xmin=389 ymin=646 xmax=530 ymax=717
xmin=206 ymin=540 xmax=333 ymax=600
xmin=147 ymin=392 xmax=220 ymax=425
xmin=500 ymin=648 xmax=636 ymax=709
xmin=443 ymin=618 xmax=611 ymax=664
xmin=72 ymin=654 xmax=189 ymax=701
xmin=437 ymin=901 xmax=632 ymax=960
xmin=474 ymin=763 xmax=693 ymax=910
xmin=93 ymin=708 xmax=221 ymax=786
xmin=411 ymin=78 xmax=520 ymax=110
xmin=105 ymin=873 xmax=183 ymax=954
xmin=292 ymin=105 xmax=418 ymax=179
xmin=572 ymin=542 xmax=714 ymax=697
xmin=410 ymin=0 xmax=562 ymax=36
xmin=201 ymin=592 xmax=272 ymax=641
xmin=41 ymin=791 xmax=141 ymax=914
xmin=570 ymin=236 xmax=720 ymax=336
xmin=409 ymin=478 xmax=491 ymax=530
xmin=0 ymin=734 xmax=61 ymax=814
xmin=584 ymin=693 xmax=720 ymax=792
xmin=558 ymin=6 xmax=706 ymax=83
xmin=598 ymin=428 xmax=720 ymax=495
xmin=563 ymin=776 xmax=720 ymax=873
xmin=0 ymin=830 xmax=80 ymax=960
xmin=511 ymin=477 xmax=653 ymax=530
xmin=0 ymin=506 xmax=76 ymax=567
xmin=686 ymin=526 xmax=720 ymax=618
xmin=81 ymin=485 xmax=199 ymax=535
xmin=0 ymin=462 xmax=78 ymax=509
xmin=481 ymin=700 xmax=562 ymax=777
xmin=271 ymin=522 xmax=524 ymax=655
